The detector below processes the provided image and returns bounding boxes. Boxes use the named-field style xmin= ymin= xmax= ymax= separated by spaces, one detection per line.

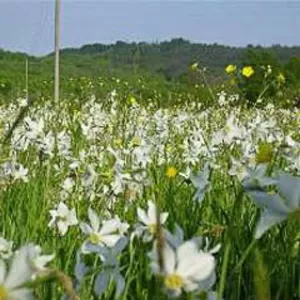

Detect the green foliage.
xmin=0 ymin=40 xmax=300 ymax=108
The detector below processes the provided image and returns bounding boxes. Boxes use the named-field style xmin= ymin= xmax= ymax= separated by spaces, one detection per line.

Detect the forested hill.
xmin=1 ymin=38 xmax=300 ymax=89
xmin=60 ymin=38 xmax=300 ymax=77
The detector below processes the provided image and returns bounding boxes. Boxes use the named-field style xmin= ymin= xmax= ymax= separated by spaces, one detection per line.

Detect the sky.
xmin=0 ymin=1 xmax=299 ymax=56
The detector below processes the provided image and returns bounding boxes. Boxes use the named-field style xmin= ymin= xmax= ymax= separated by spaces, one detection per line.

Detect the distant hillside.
xmin=1 ymin=38 xmax=300 ymax=96
xmin=59 ymin=38 xmax=300 ymax=77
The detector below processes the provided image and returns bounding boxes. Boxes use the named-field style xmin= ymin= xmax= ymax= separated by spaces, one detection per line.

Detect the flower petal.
xmin=177 ymin=240 xmax=199 ymax=263
xmin=9 ymin=287 xmax=33 ymax=300
xmin=94 ymin=271 xmax=110 ymax=297
xmin=5 ymin=245 xmax=34 ymax=289
xmin=277 ymin=173 xmax=300 ymax=209
xmin=101 ymin=235 xmax=121 ymax=247
xmin=163 ymin=242 xmax=176 ymax=275
xmin=114 ymin=272 xmax=125 ymax=297
xmin=88 ymin=208 xmax=100 ymax=231
xmin=0 ymin=259 xmax=6 ymax=283
xmin=137 ymin=208 xmax=149 ymax=225
xmin=147 ymin=201 xmax=157 ymax=224
xmin=100 ymin=219 xmax=120 ymax=235
xmin=255 ymin=209 xmax=287 ymax=239
xmin=249 ymin=191 xmax=290 ymax=214
xmin=79 ymin=222 xmax=93 ymax=235
xmin=180 ymin=252 xmax=215 ymax=284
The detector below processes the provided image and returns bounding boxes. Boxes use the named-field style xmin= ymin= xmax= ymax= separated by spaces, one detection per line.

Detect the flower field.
xmin=0 ymin=78 xmax=299 ymax=299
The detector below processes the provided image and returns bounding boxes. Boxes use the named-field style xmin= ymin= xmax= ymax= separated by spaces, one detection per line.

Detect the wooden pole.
xmin=54 ymin=0 xmax=60 ymax=105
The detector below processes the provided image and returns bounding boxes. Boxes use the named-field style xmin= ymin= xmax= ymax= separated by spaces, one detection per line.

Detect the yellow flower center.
xmin=148 ymin=224 xmax=157 ymax=235
xmin=0 ymin=285 xmax=8 ymax=300
xmin=164 ymin=273 xmax=183 ymax=290
xmin=166 ymin=167 xmax=178 ymax=178
xmin=190 ymin=62 xmax=199 ymax=71
xmin=88 ymin=233 xmax=102 ymax=244
xmin=256 ymin=143 xmax=273 ymax=164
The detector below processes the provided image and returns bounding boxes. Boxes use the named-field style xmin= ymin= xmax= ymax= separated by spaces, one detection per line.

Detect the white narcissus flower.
xmin=94 ymin=238 xmax=127 ymax=298
xmin=248 ymin=172 xmax=300 ymax=239
xmin=28 ymin=245 xmax=54 ymax=275
xmin=82 ymin=164 xmax=97 ymax=187
xmin=48 ymin=202 xmax=78 ymax=236
xmin=80 ymin=208 xmax=128 ymax=253
xmin=190 ymin=164 xmax=211 ymax=203
xmin=0 ymin=245 xmax=37 ymax=299
xmin=135 ymin=200 xmax=168 ymax=242
xmin=228 ymin=157 xmax=248 ymax=182
xmin=150 ymin=240 xmax=216 ymax=297
xmin=0 ymin=237 xmax=13 ymax=260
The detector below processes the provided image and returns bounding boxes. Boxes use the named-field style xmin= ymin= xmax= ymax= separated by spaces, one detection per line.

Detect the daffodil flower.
xmin=248 ymin=172 xmax=300 ymax=239
xmin=150 ymin=239 xmax=216 ymax=297
xmin=135 ymin=200 xmax=168 ymax=242
xmin=0 ymin=245 xmax=37 ymax=299
xmin=190 ymin=164 xmax=211 ymax=203
xmin=80 ymin=208 xmax=128 ymax=253
xmin=94 ymin=238 xmax=127 ymax=298
xmin=48 ymin=202 xmax=78 ymax=236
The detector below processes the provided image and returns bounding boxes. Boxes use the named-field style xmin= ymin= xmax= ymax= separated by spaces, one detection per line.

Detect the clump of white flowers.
xmin=48 ymin=202 xmax=78 ymax=236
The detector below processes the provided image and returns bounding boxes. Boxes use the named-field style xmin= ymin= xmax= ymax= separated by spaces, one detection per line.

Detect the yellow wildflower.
xmin=190 ymin=62 xmax=199 ymax=71
xmin=225 ymin=64 xmax=237 ymax=74
xmin=277 ymin=73 xmax=285 ymax=84
xmin=166 ymin=166 xmax=178 ymax=178
xmin=242 ymin=66 xmax=254 ymax=78
xmin=128 ymin=96 xmax=137 ymax=105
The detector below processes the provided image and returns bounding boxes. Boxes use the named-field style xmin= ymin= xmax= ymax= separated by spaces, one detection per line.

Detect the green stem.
xmin=235 ymin=239 xmax=257 ymax=272
xmin=218 ymin=242 xmax=231 ymax=300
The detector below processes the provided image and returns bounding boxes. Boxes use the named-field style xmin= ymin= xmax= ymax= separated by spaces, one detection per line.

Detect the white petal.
xmin=160 ymin=213 xmax=169 ymax=224
xmin=162 ymin=242 xmax=176 ymax=275
xmin=79 ymin=222 xmax=93 ymax=235
xmin=137 ymin=208 xmax=150 ymax=225
xmin=177 ymin=240 xmax=199 ymax=263
xmin=88 ymin=208 xmax=100 ymax=231
xmin=57 ymin=202 xmax=69 ymax=217
xmin=196 ymin=272 xmax=216 ymax=291
xmin=0 ymin=259 xmax=6 ymax=283
xmin=178 ymin=252 xmax=215 ymax=283
xmin=67 ymin=209 xmax=78 ymax=225
xmin=101 ymin=235 xmax=121 ymax=247
xmin=5 ymin=245 xmax=34 ymax=289
xmin=249 ymin=192 xmax=290 ymax=214
xmin=114 ymin=272 xmax=125 ymax=297
xmin=209 ymin=244 xmax=222 ymax=254
xmin=277 ymin=173 xmax=300 ymax=209
xmin=81 ymin=241 xmax=102 ymax=254
xmin=183 ymin=278 xmax=199 ymax=292
xmin=100 ymin=220 xmax=120 ymax=235
xmin=147 ymin=201 xmax=157 ymax=223
xmin=33 ymin=254 xmax=54 ymax=270
xmin=255 ymin=209 xmax=287 ymax=239
xmin=94 ymin=271 xmax=110 ymax=297
xmin=57 ymin=221 xmax=68 ymax=236
xmin=8 ymin=287 xmax=33 ymax=299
